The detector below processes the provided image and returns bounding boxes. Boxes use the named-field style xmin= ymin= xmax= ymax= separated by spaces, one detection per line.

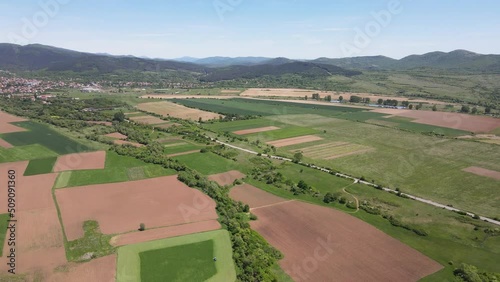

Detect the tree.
xmin=325 ymin=95 xmax=332 ymax=102
xmin=461 ymin=105 xmax=470 ymax=113
xmin=198 ymin=117 xmax=202 ymax=123
xmin=432 ymin=105 xmax=437 ymax=111
xmin=293 ymin=151 xmax=303 ymax=163
xmin=338 ymin=96 xmax=344 ymax=102
xmin=139 ymin=223 xmax=145 ymax=231
xmin=471 ymin=107 xmax=478 ymax=114
xmin=409 ymin=104 xmax=414 ymax=110
xmin=416 ymin=103 xmax=423 ymax=110
xmin=349 ymin=95 xmax=362 ymax=103
xmin=312 ymin=93 xmax=320 ymax=100
xmin=485 ymin=107 xmax=492 ymax=114
xmin=113 ymin=111 xmax=125 ymax=122
xmin=377 ymin=98 xmax=383 ymax=105
xmin=304 ymin=95 xmax=308 ymax=100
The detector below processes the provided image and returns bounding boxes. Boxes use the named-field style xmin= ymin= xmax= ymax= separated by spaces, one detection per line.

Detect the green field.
xmin=54 ymin=151 xmax=176 ymax=188
xmin=204 ymin=118 xmax=284 ymax=132
xmin=172 ymin=152 xmax=238 ymax=175
xmin=140 ymin=240 xmax=216 ymax=282
xmin=1 ymin=121 xmax=93 ymax=155
xmin=23 ymin=157 xmax=57 ymax=176
xmin=117 ymin=230 xmax=236 ymax=282
xmin=164 ymin=141 xmax=204 ymax=155
xmin=0 ymin=213 xmax=10 ymax=256
xmin=0 ymin=144 xmax=58 ymax=163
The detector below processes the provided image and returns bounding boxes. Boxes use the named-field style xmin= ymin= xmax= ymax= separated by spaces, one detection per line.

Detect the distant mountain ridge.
xmin=1 ymin=44 xmax=499 ymax=78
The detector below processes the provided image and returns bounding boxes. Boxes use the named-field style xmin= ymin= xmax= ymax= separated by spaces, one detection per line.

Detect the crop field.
xmin=204 ymin=118 xmax=282 ymax=132
xmin=172 ymin=98 xmax=364 ymax=118
xmin=137 ymin=101 xmax=222 ymax=121
xmin=266 ymin=135 xmax=323 ymax=147
xmin=163 ymin=141 xmax=203 ymax=155
xmin=172 ymin=152 xmax=238 ymax=175
xmin=294 ymin=142 xmax=374 ymax=160
xmin=117 ymin=230 xmax=236 ymax=282
xmin=247 ymin=126 xmax=319 ymax=141
xmin=53 ymin=151 xmax=106 ymax=172
xmin=1 ymin=121 xmax=93 ymax=154
xmin=129 ymin=115 xmax=168 ymax=125
xmin=23 ymin=156 xmax=57 ymax=176
xmin=54 ymin=151 xmax=175 ymax=188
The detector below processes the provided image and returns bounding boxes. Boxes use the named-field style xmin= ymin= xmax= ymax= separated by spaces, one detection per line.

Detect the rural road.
xmin=212 ymin=138 xmax=500 ymax=227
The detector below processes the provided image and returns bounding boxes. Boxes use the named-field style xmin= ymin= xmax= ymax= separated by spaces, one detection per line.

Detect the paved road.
xmin=212 ymin=138 xmax=500 ymax=227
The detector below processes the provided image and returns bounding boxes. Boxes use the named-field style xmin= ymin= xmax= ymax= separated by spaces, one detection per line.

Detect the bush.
xmin=249 ymin=213 xmax=258 ymax=221
xmin=139 ymin=223 xmax=145 ymax=231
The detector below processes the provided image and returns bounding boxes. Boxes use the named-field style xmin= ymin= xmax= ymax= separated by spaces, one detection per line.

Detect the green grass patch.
xmin=56 ymin=151 xmax=176 ymax=188
xmin=246 ymin=126 xmax=318 ymax=141
xmin=0 ymin=144 xmax=58 ymax=163
xmin=117 ymin=230 xmax=236 ymax=282
xmin=0 ymin=214 xmax=10 ymax=256
xmin=164 ymin=142 xmax=203 ymax=155
xmin=1 ymin=121 xmax=93 ymax=155
xmin=66 ymin=220 xmax=115 ymax=262
xmin=23 ymin=157 xmax=57 ymax=176
xmin=204 ymin=119 xmax=282 ymax=132
xmin=173 ymin=152 xmax=237 ymax=175
xmin=140 ymin=240 xmax=216 ymax=282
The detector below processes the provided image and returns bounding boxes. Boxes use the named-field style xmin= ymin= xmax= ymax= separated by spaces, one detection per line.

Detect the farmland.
xmin=137 ymin=101 xmax=222 ymax=121
xmin=23 ymin=156 xmax=57 ymax=176
xmin=117 ymin=230 xmax=236 ymax=282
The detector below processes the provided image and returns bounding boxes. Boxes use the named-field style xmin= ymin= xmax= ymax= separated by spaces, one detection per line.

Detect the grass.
xmin=204 ymin=118 xmax=283 ymax=132
xmin=163 ymin=142 xmax=203 ymax=155
xmin=246 ymin=126 xmax=318 ymax=141
xmin=0 ymin=144 xmax=58 ymax=163
xmin=23 ymin=157 xmax=57 ymax=176
xmin=54 ymin=151 xmax=176 ymax=188
xmin=0 ymin=214 xmax=10 ymax=256
xmin=140 ymin=240 xmax=216 ymax=282
xmin=1 ymin=121 xmax=93 ymax=155
xmin=66 ymin=220 xmax=115 ymax=262
xmin=172 ymin=152 xmax=238 ymax=175
xmin=117 ymin=230 xmax=236 ymax=282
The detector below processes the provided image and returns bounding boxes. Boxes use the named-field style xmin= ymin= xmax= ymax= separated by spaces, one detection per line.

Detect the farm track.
xmin=211 ymin=138 xmax=500 ymax=227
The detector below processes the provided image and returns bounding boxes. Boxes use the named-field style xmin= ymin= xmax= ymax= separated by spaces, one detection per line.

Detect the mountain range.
xmin=1 ymin=44 xmax=499 ymax=82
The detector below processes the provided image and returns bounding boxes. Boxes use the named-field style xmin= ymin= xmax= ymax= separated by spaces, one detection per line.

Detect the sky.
xmin=1 ymin=0 xmax=499 ymax=59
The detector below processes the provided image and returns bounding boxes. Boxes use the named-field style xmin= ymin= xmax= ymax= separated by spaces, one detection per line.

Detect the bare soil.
xmin=129 ymin=115 xmax=167 ymax=125
xmin=233 ymin=126 xmax=280 ymax=135
xmin=48 ymin=255 xmax=116 ymax=282
xmin=463 ymin=166 xmax=500 ymax=181
xmin=55 ymin=175 xmax=218 ymax=240
xmin=208 ymin=170 xmax=246 ymax=186
xmin=0 ymin=111 xmax=28 ymax=133
xmin=250 ymin=200 xmax=443 ymax=282
xmin=267 ymin=135 xmax=323 ymax=148
xmin=104 ymin=132 xmax=127 ymax=139
xmin=110 ymin=220 xmax=221 ymax=246
xmin=0 ymin=161 xmax=66 ymax=275
xmin=53 ymin=151 xmax=106 ymax=172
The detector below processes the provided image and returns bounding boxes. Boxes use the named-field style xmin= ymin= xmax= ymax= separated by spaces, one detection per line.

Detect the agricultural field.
xmin=23 ymin=156 xmax=57 ymax=176
xmin=55 ymin=175 xmax=218 ymax=240
xmin=1 ymin=121 xmax=94 ymax=154
xmin=230 ymin=185 xmax=443 ymax=281
xmin=54 ymin=151 xmax=175 ymax=188
xmin=129 ymin=114 xmax=169 ymax=125
xmin=172 ymin=152 xmax=239 ymax=175
xmin=117 ymin=230 xmax=236 ymax=282
xmin=163 ymin=141 xmax=204 ymax=156
xmin=137 ymin=101 xmax=222 ymax=121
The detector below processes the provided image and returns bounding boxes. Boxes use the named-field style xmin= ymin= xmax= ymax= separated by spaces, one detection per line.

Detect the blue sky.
xmin=1 ymin=0 xmax=499 ymax=59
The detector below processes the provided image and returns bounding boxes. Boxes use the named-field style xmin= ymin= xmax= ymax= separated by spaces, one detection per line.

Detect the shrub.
xmin=139 ymin=223 xmax=145 ymax=231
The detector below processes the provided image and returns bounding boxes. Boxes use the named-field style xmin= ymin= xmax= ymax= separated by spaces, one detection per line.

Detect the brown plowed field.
xmin=230 ymin=186 xmax=442 ymax=281
xmin=104 ymin=132 xmax=127 ymax=139
xmin=230 ymin=184 xmax=288 ymax=208
xmin=233 ymin=126 xmax=280 ymax=135
xmin=208 ymin=170 xmax=246 ymax=186
xmin=373 ymin=109 xmax=500 ymax=133
xmin=251 ymin=200 xmax=442 ymax=281
xmin=130 ymin=115 xmax=167 ymax=125
xmin=0 ymin=138 xmax=13 ymax=148
xmin=53 ymin=151 xmax=106 ymax=172
xmin=110 ymin=220 xmax=221 ymax=246
xmin=463 ymin=166 xmax=500 ymax=181
xmin=55 ymin=175 xmax=218 ymax=240
xmin=48 ymin=255 xmax=116 ymax=282
xmin=0 ymin=161 xmax=67 ymax=275
xmin=267 ymin=135 xmax=323 ymax=147
xmin=137 ymin=101 xmax=223 ymax=121
xmin=114 ymin=139 xmax=144 ymax=147
xmin=0 ymin=111 xmax=27 ymax=133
